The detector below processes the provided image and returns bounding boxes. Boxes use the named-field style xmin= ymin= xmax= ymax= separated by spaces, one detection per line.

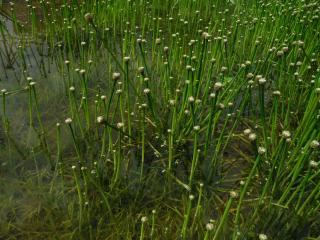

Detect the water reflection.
xmin=0 ymin=6 xmax=64 ymax=161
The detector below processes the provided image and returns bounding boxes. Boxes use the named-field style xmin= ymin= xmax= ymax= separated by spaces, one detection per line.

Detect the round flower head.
xmin=141 ymin=216 xmax=148 ymax=223
xmin=247 ymin=73 xmax=254 ymax=79
xmin=29 ymin=81 xmax=37 ymax=87
xmin=214 ymin=82 xmax=223 ymax=91
xmin=123 ymin=56 xmax=130 ymax=63
xmin=84 ymin=13 xmax=93 ymax=23
xmin=248 ymin=133 xmax=257 ymax=141
xmin=281 ymin=130 xmax=291 ymax=139
xmin=138 ymin=67 xmax=145 ymax=75
xmin=221 ymin=66 xmax=227 ymax=72
xmin=218 ymin=103 xmax=225 ymax=110
xmin=65 ymin=118 xmax=72 ymax=124
xmin=155 ymin=38 xmax=161 ymax=44
xmin=210 ymin=93 xmax=216 ymax=98
xmin=206 ymin=223 xmax=214 ymax=231
xmin=258 ymin=147 xmax=266 ymax=155
xmin=258 ymin=78 xmax=266 ymax=85
xmin=188 ymin=96 xmax=195 ymax=102
xmin=97 ymin=116 xmax=105 ymax=124
xmin=310 ymin=140 xmax=319 ymax=149
xmin=310 ymin=160 xmax=318 ymax=168
xmin=101 ymin=95 xmax=106 ymax=100
xmin=112 ymin=72 xmax=121 ymax=81
xmin=193 ymin=125 xmax=200 ymax=131
xmin=259 ymin=234 xmax=268 ymax=240
xmin=277 ymin=50 xmax=284 ymax=56
xmin=116 ymin=122 xmax=124 ymax=129
xmin=243 ymin=128 xmax=251 ymax=135
xmin=273 ymin=90 xmax=281 ymax=96
xmin=229 ymin=191 xmax=238 ymax=199
xmin=143 ymin=88 xmax=150 ymax=94
xmin=202 ymin=32 xmax=211 ymax=39
xmin=169 ymin=99 xmax=175 ymax=106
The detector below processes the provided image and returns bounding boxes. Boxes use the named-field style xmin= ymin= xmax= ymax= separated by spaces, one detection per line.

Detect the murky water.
xmin=0 ymin=6 xmax=68 ymax=165
xmin=0 ymin=3 xmax=120 ymax=168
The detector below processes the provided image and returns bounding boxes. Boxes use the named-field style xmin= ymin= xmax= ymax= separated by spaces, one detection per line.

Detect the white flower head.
xmin=141 ymin=216 xmax=148 ymax=223
xmin=310 ymin=160 xmax=318 ymax=168
xmin=193 ymin=125 xmax=200 ymax=131
xmin=281 ymin=130 xmax=291 ymax=139
xmin=243 ymin=128 xmax=252 ymax=135
xmin=84 ymin=13 xmax=93 ymax=23
xmin=273 ymin=90 xmax=281 ymax=96
xmin=112 ymin=72 xmax=121 ymax=81
xmin=214 ymin=82 xmax=223 ymax=91
xmin=143 ymin=88 xmax=150 ymax=94
xmin=169 ymin=100 xmax=175 ymax=106
xmin=155 ymin=38 xmax=161 ymax=44
xmin=210 ymin=93 xmax=216 ymax=98
xmin=116 ymin=122 xmax=124 ymax=129
xmin=229 ymin=191 xmax=238 ymax=199
xmin=248 ymin=133 xmax=257 ymax=141
xmin=188 ymin=96 xmax=195 ymax=103
xmin=65 ymin=118 xmax=72 ymax=124
xmin=206 ymin=223 xmax=214 ymax=231
xmin=258 ymin=78 xmax=266 ymax=85
xmin=97 ymin=116 xmax=105 ymax=124
xmin=310 ymin=140 xmax=319 ymax=149
xmin=258 ymin=147 xmax=266 ymax=155
xmin=259 ymin=233 xmax=268 ymax=240
xmin=138 ymin=67 xmax=145 ymax=74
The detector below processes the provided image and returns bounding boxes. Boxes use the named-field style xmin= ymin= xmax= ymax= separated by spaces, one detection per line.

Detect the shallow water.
xmin=0 ymin=10 xmax=67 ymax=164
